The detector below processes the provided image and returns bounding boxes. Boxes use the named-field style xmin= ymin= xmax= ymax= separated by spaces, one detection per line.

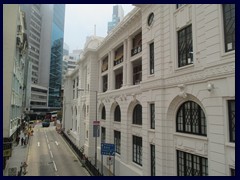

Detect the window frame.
xmin=114 ymin=130 xmax=121 ymax=154
xmin=177 ymin=25 xmax=193 ymax=68
xmin=101 ymin=127 xmax=106 ymax=143
xmin=132 ymin=135 xmax=142 ymax=166
xmin=150 ymin=103 xmax=155 ymax=129
xmin=114 ymin=105 xmax=121 ymax=122
xmin=101 ymin=106 xmax=106 ymax=120
xmin=149 ymin=42 xmax=154 ymax=75
xmin=222 ymin=4 xmax=235 ymax=52
xmin=228 ymin=100 xmax=235 ymax=143
xmin=176 ymin=101 xmax=207 ymax=136
xmin=177 ymin=150 xmax=208 ymax=176
xmin=133 ymin=104 xmax=142 ymax=125
xmin=150 ymin=144 xmax=155 ymax=176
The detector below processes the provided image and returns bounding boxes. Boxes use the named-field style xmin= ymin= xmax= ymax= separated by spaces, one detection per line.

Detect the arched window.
xmin=133 ymin=104 xmax=142 ymax=125
xmin=176 ymin=101 xmax=206 ymax=136
xmin=101 ymin=106 xmax=106 ymax=120
xmin=114 ymin=105 xmax=121 ymax=122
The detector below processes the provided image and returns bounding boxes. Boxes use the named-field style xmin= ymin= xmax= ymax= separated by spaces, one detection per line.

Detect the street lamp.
xmin=78 ymin=88 xmax=98 ymax=167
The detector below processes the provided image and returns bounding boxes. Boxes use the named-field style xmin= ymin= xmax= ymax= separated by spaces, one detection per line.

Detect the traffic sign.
xmin=101 ymin=143 xmax=115 ymax=156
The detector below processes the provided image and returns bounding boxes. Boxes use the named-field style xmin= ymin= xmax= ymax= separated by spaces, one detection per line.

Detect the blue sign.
xmin=101 ymin=143 xmax=115 ymax=156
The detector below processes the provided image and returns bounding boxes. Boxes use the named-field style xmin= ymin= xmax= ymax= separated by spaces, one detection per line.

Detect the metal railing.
xmin=62 ymin=132 xmax=103 ymax=176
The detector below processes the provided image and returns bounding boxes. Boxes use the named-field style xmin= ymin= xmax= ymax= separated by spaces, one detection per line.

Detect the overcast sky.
xmin=64 ymin=4 xmax=134 ymax=53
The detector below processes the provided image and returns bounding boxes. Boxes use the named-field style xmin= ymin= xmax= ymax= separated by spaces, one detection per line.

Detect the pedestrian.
xmin=16 ymin=136 xmax=20 ymax=145
xmin=21 ymin=137 xmax=24 ymax=146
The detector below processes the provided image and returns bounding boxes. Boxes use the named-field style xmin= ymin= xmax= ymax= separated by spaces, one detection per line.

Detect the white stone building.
xmin=63 ymin=4 xmax=235 ymax=176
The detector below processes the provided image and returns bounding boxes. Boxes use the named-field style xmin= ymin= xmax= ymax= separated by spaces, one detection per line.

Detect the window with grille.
xmin=114 ymin=105 xmax=121 ymax=122
xmin=102 ymin=75 xmax=108 ymax=92
xmin=114 ymin=130 xmax=121 ymax=154
xmin=177 ymin=150 xmax=208 ymax=176
xmin=115 ymin=72 xmax=123 ymax=89
xmin=176 ymin=101 xmax=207 ymax=136
xmin=101 ymin=127 xmax=106 ymax=143
xmin=133 ymin=104 xmax=142 ymax=125
xmin=149 ymin=42 xmax=154 ymax=74
xmin=178 ymin=25 xmax=193 ymax=67
xmin=133 ymin=135 xmax=142 ymax=166
xmin=133 ymin=64 xmax=142 ymax=85
xmin=150 ymin=103 xmax=155 ymax=129
xmin=228 ymin=100 xmax=235 ymax=142
xmin=101 ymin=106 xmax=106 ymax=120
xmin=150 ymin=144 xmax=155 ymax=176
xmin=223 ymin=4 xmax=235 ymax=52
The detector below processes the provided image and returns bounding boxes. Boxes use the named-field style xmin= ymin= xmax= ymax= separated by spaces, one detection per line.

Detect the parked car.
xmin=42 ymin=119 xmax=50 ymax=127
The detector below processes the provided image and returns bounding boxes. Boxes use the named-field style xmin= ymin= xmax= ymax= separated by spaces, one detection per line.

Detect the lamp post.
xmin=78 ymin=88 xmax=98 ymax=167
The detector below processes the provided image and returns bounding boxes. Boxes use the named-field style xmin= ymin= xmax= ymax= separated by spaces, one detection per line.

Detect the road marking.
xmin=48 ymin=144 xmax=51 ymax=150
xmin=50 ymin=150 xmax=53 ymax=158
xmin=55 ymin=141 xmax=58 ymax=146
xmin=53 ymin=160 xmax=58 ymax=171
xmin=38 ymin=142 xmax=40 ymax=147
xmin=46 ymin=138 xmax=49 ymax=143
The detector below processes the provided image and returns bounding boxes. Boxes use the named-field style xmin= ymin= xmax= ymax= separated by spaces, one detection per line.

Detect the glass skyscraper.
xmin=48 ymin=4 xmax=65 ymax=107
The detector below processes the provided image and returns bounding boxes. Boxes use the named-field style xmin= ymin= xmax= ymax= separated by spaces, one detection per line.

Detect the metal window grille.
xmin=177 ymin=150 xmax=208 ymax=176
xmin=149 ymin=42 xmax=154 ymax=74
xmin=150 ymin=144 xmax=155 ymax=176
xmin=178 ymin=25 xmax=193 ymax=67
xmin=133 ymin=135 xmax=142 ymax=166
xmin=223 ymin=4 xmax=235 ymax=52
xmin=176 ymin=101 xmax=207 ymax=136
xmin=150 ymin=104 xmax=155 ymax=129
xmin=228 ymin=100 xmax=235 ymax=142
xmin=114 ymin=130 xmax=121 ymax=154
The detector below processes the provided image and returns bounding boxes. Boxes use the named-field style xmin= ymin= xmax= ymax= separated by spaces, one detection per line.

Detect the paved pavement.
xmin=66 ymin=132 xmax=113 ymax=176
xmin=3 ymin=130 xmax=30 ymax=176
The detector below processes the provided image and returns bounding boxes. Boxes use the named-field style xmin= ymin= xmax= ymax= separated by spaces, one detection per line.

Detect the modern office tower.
xmin=3 ymin=4 xmax=28 ymax=169
xmin=48 ymin=4 xmax=66 ymax=108
xmin=20 ymin=4 xmax=44 ymax=113
xmin=107 ymin=5 xmax=124 ymax=33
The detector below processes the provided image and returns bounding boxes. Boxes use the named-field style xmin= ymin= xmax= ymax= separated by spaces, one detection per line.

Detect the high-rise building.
xmin=48 ymin=4 xmax=66 ymax=108
xmin=3 ymin=4 xmax=28 ymax=169
xmin=107 ymin=5 xmax=124 ymax=33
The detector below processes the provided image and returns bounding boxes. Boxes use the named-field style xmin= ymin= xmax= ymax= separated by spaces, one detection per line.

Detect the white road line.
xmin=53 ymin=160 xmax=58 ymax=171
xmin=48 ymin=144 xmax=51 ymax=150
xmin=55 ymin=141 xmax=58 ymax=146
xmin=46 ymin=138 xmax=49 ymax=143
xmin=50 ymin=150 xmax=53 ymax=158
xmin=38 ymin=142 xmax=40 ymax=147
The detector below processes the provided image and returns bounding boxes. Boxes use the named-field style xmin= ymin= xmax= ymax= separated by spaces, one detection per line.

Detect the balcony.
xmin=114 ymin=56 xmax=123 ymax=66
xmin=131 ymin=45 xmax=142 ymax=56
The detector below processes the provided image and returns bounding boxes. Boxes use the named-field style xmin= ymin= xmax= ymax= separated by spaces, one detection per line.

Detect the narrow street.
xmin=26 ymin=122 xmax=90 ymax=176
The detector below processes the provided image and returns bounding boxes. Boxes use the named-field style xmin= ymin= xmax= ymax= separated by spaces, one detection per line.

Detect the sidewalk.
xmin=3 ymin=131 xmax=30 ymax=176
xmin=66 ymin=132 xmax=113 ymax=176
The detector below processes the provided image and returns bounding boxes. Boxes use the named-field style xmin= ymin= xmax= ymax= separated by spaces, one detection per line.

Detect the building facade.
xmin=48 ymin=4 xmax=66 ymax=108
xmin=3 ymin=4 xmax=28 ymax=168
xmin=63 ymin=4 xmax=235 ymax=176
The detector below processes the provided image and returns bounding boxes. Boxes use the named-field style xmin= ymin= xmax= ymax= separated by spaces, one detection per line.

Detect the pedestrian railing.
xmin=62 ymin=132 xmax=103 ymax=176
